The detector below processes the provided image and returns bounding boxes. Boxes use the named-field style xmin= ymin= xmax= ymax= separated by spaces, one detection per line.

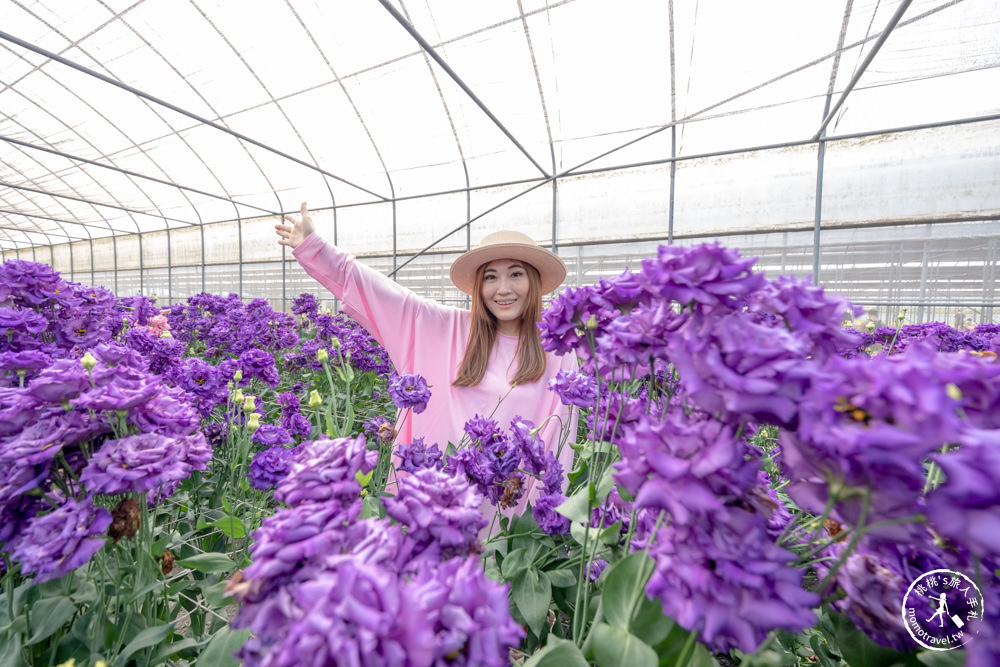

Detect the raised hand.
xmin=275 ymin=201 xmax=316 ymax=249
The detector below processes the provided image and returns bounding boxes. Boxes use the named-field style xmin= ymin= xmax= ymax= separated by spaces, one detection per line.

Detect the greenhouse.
xmin=2 ymin=0 xmax=1000 ymax=666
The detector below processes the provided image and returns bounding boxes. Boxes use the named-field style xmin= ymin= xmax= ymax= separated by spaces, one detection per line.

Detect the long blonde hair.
xmin=453 ymin=261 xmax=548 ymax=387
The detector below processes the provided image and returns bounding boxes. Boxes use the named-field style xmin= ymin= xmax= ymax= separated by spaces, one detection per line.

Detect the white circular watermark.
xmin=902 ymin=568 xmax=984 ymax=651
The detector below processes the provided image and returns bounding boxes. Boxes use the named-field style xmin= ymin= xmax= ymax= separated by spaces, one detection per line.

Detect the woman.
xmin=276 ymin=203 xmax=577 ymax=513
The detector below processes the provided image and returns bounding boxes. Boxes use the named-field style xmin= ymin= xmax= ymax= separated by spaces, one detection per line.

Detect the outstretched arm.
xmin=275 ymin=201 xmax=316 ymax=249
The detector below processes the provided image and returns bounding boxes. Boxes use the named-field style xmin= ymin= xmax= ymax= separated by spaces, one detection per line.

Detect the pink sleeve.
xmin=292 ymin=233 xmax=458 ymax=373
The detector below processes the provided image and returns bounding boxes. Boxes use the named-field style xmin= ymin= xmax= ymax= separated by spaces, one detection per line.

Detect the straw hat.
xmin=449 ymin=230 xmax=567 ymax=296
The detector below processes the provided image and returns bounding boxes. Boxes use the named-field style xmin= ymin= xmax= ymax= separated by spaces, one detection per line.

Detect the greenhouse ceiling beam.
xmin=0 ymin=135 xmax=279 ymax=219
xmin=0 ymin=29 xmax=389 ymax=203
xmin=0 ymin=209 xmax=110 ymax=241
xmin=375 ymin=0 xmax=550 ymax=179
xmin=340 ymin=110 xmax=1000 ymax=217
xmin=0 ymin=181 xmax=198 ymax=229
xmin=812 ymin=0 xmax=913 ymax=141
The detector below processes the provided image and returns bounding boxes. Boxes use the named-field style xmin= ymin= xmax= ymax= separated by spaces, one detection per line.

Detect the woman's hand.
xmin=275 ymin=201 xmax=316 ymax=249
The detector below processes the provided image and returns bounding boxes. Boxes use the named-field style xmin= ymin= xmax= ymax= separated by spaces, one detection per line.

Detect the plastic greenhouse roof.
xmin=1 ymin=0 xmax=999 ymax=252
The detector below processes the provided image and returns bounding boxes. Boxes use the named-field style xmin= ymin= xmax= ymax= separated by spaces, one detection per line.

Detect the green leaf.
xmin=545 ymin=568 xmax=577 ymax=588
xmin=556 ymin=484 xmax=594 ymax=523
xmin=205 ymin=514 xmax=247 ymax=539
xmin=177 ymin=552 xmax=237 ymax=573
xmin=201 ymin=580 xmax=234 ymax=609
xmin=601 ymin=553 xmax=661 ymax=635
xmin=831 ymin=610 xmax=916 ymax=667
xmin=512 ymin=569 xmax=552 ymax=637
xmin=591 ymin=622 xmax=658 ymax=667
xmin=501 ymin=548 xmax=528 ymax=579
xmin=197 ymin=626 xmax=252 ymax=667
xmin=112 ymin=623 xmax=175 ymax=667
xmin=916 ymin=650 xmax=968 ymax=667
xmin=522 ymin=636 xmax=590 ymax=667
xmin=355 ymin=468 xmax=373 ymax=487
xmin=151 ymin=637 xmax=204 ymax=663
xmin=0 ymin=637 xmax=28 ymax=667
xmin=24 ymin=596 xmax=76 ymax=646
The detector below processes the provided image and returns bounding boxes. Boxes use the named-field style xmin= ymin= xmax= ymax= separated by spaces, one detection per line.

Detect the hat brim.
xmin=450 ymin=242 xmax=567 ymax=295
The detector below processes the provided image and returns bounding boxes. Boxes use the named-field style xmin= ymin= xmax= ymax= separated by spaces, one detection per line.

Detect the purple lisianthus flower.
xmin=238 ymin=348 xmax=281 ymax=387
xmin=249 ymin=446 xmax=295 ymax=491
xmin=264 ymin=560 xmax=434 ymax=667
xmin=533 ymin=492 xmax=571 ymax=535
xmin=9 ymin=497 xmax=112 ymax=584
xmin=638 ymin=241 xmax=765 ymax=311
xmin=79 ymin=432 xmax=210 ymax=496
xmin=384 ymin=468 xmax=486 ymax=561
xmin=396 ymin=437 xmax=444 ymax=473
xmin=509 ymin=416 xmax=547 ymax=474
xmin=251 ymin=424 xmax=293 ymax=448
xmin=409 ymin=555 xmax=525 ymax=666
xmin=445 ymin=447 xmax=496 ymax=501
xmin=74 ymin=371 xmax=161 ymax=412
xmin=275 ymin=435 xmax=377 ymax=508
xmin=0 ymin=350 xmax=51 ymax=383
xmin=291 ymin=292 xmax=319 ymax=319
xmin=548 ymin=368 xmax=599 ymax=408
xmin=647 ymin=507 xmax=817 ymax=653
xmin=281 ymin=412 xmax=312 ymax=440
xmin=0 ymin=387 xmax=42 ymax=437
xmin=127 ymin=385 xmax=201 ymax=436
xmin=924 ymin=428 xmax=1000 ymax=559
xmin=26 ymin=358 xmax=90 ymax=404
xmin=277 ymin=391 xmax=300 ymax=414
xmin=388 ymin=372 xmax=431 ymax=414
xmin=613 ymin=408 xmax=753 ymax=526
xmin=464 ymin=414 xmax=503 ymax=445
xmin=589 ymin=557 xmax=608 ymax=582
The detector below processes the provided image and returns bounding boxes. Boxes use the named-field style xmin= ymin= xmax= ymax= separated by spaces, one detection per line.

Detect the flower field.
xmin=1 ymin=243 xmax=999 ymax=667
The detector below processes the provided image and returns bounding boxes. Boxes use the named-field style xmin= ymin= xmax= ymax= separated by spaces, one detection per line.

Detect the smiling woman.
xmin=276 ymin=203 xmax=578 ymax=514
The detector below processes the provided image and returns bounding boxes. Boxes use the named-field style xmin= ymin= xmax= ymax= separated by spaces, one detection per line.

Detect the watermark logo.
xmin=902 ymin=568 xmax=984 ymax=651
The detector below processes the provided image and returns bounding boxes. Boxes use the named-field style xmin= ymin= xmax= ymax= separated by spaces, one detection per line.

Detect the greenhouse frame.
xmin=2 ymin=0 xmax=999 ymax=322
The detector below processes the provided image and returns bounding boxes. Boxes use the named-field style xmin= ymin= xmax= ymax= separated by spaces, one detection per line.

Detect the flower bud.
xmin=233 ymin=369 xmax=243 ymax=382
xmin=246 ymin=412 xmax=260 ymax=433
xmin=308 ymin=389 xmax=322 ymax=408
xmin=242 ymin=396 xmax=256 ymax=414
xmin=945 ymin=383 xmax=963 ymax=401
xmin=331 ymin=337 xmax=341 ymax=350
xmin=585 ymin=314 xmax=599 ymax=330
xmin=80 ymin=351 xmax=97 ymax=371
xmin=865 ymin=320 xmax=875 ymax=332
xmin=232 ymin=388 xmax=244 ymax=405
xmin=317 ymin=348 xmax=329 ymax=363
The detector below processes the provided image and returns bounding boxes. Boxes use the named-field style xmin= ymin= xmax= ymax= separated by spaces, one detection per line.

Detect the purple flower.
xmin=0 ymin=387 xmax=42 ymax=437
xmin=533 ymin=493 xmax=570 ymax=535
xmin=246 ymin=559 xmax=433 ymax=667
xmin=384 ymin=468 xmax=486 ymax=560
xmin=291 ymin=292 xmax=319 ymax=318
xmin=396 ymin=437 xmax=444 ymax=473
xmin=79 ymin=432 xmax=210 ymax=496
xmin=925 ymin=428 xmax=1000 ymax=559
xmin=409 ymin=556 xmax=525 ymax=666
xmin=275 ymin=435 xmax=377 ymax=508
xmin=9 ymin=497 xmax=112 ymax=583
xmin=548 ymin=369 xmax=598 ymax=408
xmin=614 ymin=408 xmax=754 ymax=526
xmin=780 ymin=346 xmax=965 ymax=542
xmin=128 ymin=387 xmax=201 ymax=437
xmin=463 ymin=414 xmax=502 ymax=445
xmin=249 ymin=446 xmax=296 ymax=491
xmin=26 ymin=358 xmax=90 ymax=404
xmin=238 ymin=349 xmax=281 ymax=387
xmin=637 ymin=241 xmax=764 ymax=311
xmin=646 ymin=508 xmax=817 ymax=653
xmin=388 ymin=372 xmax=431 ymax=414
xmin=252 ymin=424 xmax=294 ymax=448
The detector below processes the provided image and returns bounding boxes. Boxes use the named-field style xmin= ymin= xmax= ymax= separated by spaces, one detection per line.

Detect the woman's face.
xmin=480 ymin=258 xmax=530 ymax=336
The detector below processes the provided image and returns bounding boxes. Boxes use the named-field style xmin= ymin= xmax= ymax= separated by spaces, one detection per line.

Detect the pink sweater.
xmin=293 ymin=233 xmax=578 ymax=512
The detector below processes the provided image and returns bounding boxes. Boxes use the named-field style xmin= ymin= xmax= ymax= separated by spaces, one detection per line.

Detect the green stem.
xmin=675 ymin=629 xmax=699 ymax=667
